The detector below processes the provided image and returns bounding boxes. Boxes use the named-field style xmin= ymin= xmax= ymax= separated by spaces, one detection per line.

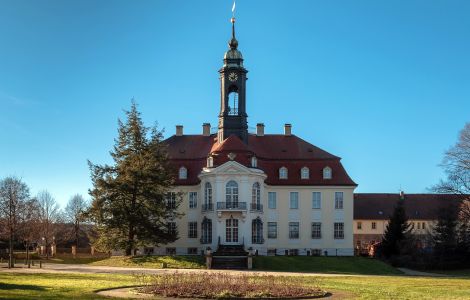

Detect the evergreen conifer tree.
xmin=381 ymin=198 xmax=411 ymax=258
xmin=87 ymin=101 xmax=181 ymax=255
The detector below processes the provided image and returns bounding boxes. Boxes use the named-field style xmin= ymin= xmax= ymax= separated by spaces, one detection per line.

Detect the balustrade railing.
xmin=201 ymin=203 xmax=214 ymax=212
xmin=250 ymin=203 xmax=263 ymax=212
xmin=216 ymin=202 xmax=247 ymax=210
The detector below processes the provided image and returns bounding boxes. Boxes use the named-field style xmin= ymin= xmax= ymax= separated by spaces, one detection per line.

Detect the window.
xmin=179 ymin=166 xmax=187 ymax=179
xmin=335 ymin=192 xmax=344 ymax=209
xmin=289 ymin=222 xmax=299 ymax=239
xmin=188 ymin=221 xmax=197 ymax=238
xmin=207 ymin=156 xmax=213 ymax=168
xmin=301 ymin=167 xmax=309 ymax=179
xmin=323 ymin=167 xmax=332 ymax=179
xmin=311 ymin=222 xmax=322 ymax=239
xmin=289 ymin=249 xmax=299 ymax=256
xmin=251 ymin=182 xmax=261 ymax=210
xmin=334 ymin=222 xmax=344 ymax=239
xmin=228 ymin=91 xmax=239 ymax=115
xmin=268 ymin=192 xmax=277 ymax=209
xmin=290 ymin=192 xmax=299 ymax=209
xmin=144 ymin=247 xmax=154 ymax=255
xmin=372 ymin=222 xmax=377 ymax=230
xmin=312 ymin=192 xmax=321 ymax=209
xmin=279 ymin=167 xmax=288 ymax=179
xmin=166 ymin=247 xmax=176 ymax=255
xmin=251 ymin=156 xmax=257 ymax=168
xmin=267 ymin=249 xmax=277 ymax=256
xmin=201 ymin=218 xmax=212 ymax=244
xmin=166 ymin=192 xmax=177 ymax=209
xmin=357 ymin=222 xmax=362 ymax=230
xmin=204 ymin=182 xmax=213 ymax=210
xmin=189 ymin=192 xmax=197 ymax=209
xmin=268 ymin=222 xmax=277 ymax=239
xmin=225 ymin=180 xmax=238 ymax=208
xmin=417 ymin=222 xmax=421 ymax=229
xmin=252 ymin=218 xmax=263 ymax=244
xmin=422 ymin=222 xmax=426 ymax=229
xmin=167 ymin=222 xmax=176 ymax=235
xmin=187 ymin=248 xmax=198 ymax=255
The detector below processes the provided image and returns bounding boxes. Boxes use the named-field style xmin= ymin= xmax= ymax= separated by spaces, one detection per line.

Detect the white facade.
xmin=152 ymin=160 xmax=355 ymax=256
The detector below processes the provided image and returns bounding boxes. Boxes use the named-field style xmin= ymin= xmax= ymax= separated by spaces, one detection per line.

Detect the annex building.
xmin=154 ymin=18 xmax=357 ymax=257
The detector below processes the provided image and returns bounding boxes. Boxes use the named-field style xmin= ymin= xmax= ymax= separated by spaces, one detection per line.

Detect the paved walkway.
xmin=397 ymin=268 xmax=449 ymax=277
xmin=0 ymin=262 xmax=358 ymax=277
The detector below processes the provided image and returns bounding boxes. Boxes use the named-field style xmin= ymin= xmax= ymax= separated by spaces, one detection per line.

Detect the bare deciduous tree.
xmin=36 ymin=190 xmax=61 ymax=259
xmin=65 ymin=194 xmax=88 ymax=248
xmin=0 ymin=176 xmax=30 ymax=268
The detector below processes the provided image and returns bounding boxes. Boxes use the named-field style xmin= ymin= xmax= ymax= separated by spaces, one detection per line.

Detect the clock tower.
xmin=218 ymin=17 xmax=249 ymax=144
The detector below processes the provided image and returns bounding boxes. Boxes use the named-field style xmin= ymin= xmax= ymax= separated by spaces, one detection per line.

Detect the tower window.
xmin=227 ymin=91 xmax=239 ymax=115
xmin=279 ymin=167 xmax=288 ymax=179
xmin=179 ymin=167 xmax=187 ymax=179
xmin=301 ymin=167 xmax=309 ymax=179
xmin=323 ymin=167 xmax=332 ymax=179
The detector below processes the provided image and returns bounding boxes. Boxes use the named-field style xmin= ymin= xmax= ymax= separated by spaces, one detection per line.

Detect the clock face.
xmin=228 ymin=72 xmax=238 ymax=82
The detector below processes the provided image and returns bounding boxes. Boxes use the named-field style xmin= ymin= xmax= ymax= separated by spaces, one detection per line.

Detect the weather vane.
xmin=231 ymin=0 xmax=236 ymax=22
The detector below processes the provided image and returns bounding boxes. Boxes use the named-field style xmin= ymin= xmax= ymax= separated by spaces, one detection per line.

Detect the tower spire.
xmin=229 ymin=17 xmax=238 ymax=49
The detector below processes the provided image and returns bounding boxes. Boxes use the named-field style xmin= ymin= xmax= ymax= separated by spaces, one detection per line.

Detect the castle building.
xmin=155 ymin=18 xmax=357 ymax=256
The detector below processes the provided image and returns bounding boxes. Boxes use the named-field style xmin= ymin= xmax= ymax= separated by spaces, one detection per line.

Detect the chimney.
xmin=202 ymin=123 xmax=211 ymax=136
xmin=175 ymin=125 xmax=183 ymax=136
xmin=284 ymin=123 xmax=292 ymax=136
xmin=256 ymin=123 xmax=265 ymax=136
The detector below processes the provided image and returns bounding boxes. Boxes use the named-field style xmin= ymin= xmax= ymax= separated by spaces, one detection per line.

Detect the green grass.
xmin=45 ymin=255 xmax=205 ymax=269
xmin=1 ymin=272 xmax=470 ymax=299
xmin=253 ymin=256 xmax=403 ymax=275
xmin=0 ymin=273 xmax=135 ymax=300
xmin=427 ymin=269 xmax=470 ymax=277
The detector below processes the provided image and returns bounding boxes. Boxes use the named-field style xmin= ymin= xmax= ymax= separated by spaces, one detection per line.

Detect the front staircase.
xmin=211 ymin=244 xmax=248 ymax=269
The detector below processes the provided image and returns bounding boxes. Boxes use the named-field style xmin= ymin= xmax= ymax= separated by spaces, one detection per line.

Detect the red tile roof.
xmin=163 ymin=133 xmax=356 ymax=186
xmin=354 ymin=193 xmax=468 ymax=220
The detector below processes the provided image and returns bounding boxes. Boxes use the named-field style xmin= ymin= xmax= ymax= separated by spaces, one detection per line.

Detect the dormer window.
xmin=279 ymin=167 xmax=288 ymax=179
xmin=251 ymin=156 xmax=257 ymax=168
xmin=179 ymin=167 xmax=187 ymax=179
xmin=207 ymin=156 xmax=214 ymax=168
xmin=323 ymin=167 xmax=332 ymax=179
xmin=301 ymin=167 xmax=309 ymax=179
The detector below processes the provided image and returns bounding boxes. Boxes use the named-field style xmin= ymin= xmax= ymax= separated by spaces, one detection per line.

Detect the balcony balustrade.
xmin=250 ymin=203 xmax=263 ymax=212
xmin=216 ymin=201 xmax=247 ymax=211
xmin=201 ymin=203 xmax=214 ymax=212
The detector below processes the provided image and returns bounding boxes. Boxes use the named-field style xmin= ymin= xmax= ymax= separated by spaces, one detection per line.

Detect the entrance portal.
xmin=225 ymin=218 xmax=239 ymax=244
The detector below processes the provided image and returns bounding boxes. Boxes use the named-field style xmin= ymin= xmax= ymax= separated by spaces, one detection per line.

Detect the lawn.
xmin=253 ymin=256 xmax=403 ymax=275
xmin=1 ymin=272 xmax=470 ymax=299
xmin=44 ymin=255 xmax=205 ymax=269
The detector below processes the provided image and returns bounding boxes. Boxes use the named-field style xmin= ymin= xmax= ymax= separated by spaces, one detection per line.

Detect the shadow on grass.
xmin=0 ymin=283 xmax=45 ymax=291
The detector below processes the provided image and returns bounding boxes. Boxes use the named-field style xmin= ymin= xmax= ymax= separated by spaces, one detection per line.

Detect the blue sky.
xmin=1 ymin=0 xmax=469 ymax=207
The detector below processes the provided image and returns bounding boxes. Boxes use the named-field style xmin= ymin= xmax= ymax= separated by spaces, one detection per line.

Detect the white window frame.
xmin=323 ymin=166 xmax=332 ymax=179
xmin=312 ymin=192 xmax=321 ymax=209
xmin=188 ymin=221 xmax=197 ymax=238
xmin=251 ymin=156 xmax=257 ymax=168
xmin=334 ymin=222 xmax=344 ymax=239
xmin=267 ymin=222 xmax=277 ymax=239
xmin=301 ymin=167 xmax=309 ymax=179
xmin=189 ymin=192 xmax=197 ymax=209
xmin=268 ymin=192 xmax=277 ymax=209
xmin=335 ymin=192 xmax=344 ymax=209
xmin=289 ymin=192 xmax=299 ymax=209
xmin=179 ymin=166 xmax=188 ymax=179
xmin=311 ymin=222 xmax=322 ymax=239
xmin=279 ymin=167 xmax=288 ymax=179
xmin=207 ymin=156 xmax=213 ymax=168
xmin=289 ymin=222 xmax=300 ymax=239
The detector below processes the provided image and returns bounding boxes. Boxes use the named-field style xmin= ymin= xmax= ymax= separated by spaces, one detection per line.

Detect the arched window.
xmin=227 ymin=90 xmax=239 ymax=116
xmin=201 ymin=217 xmax=212 ymax=244
xmin=207 ymin=156 xmax=214 ymax=168
xmin=251 ymin=182 xmax=261 ymax=210
xmin=226 ymin=180 xmax=239 ymax=208
xmin=179 ymin=167 xmax=187 ymax=179
xmin=204 ymin=182 xmax=213 ymax=211
xmin=279 ymin=167 xmax=288 ymax=179
xmin=323 ymin=166 xmax=332 ymax=179
xmin=301 ymin=167 xmax=309 ymax=179
xmin=252 ymin=217 xmax=264 ymax=244
xmin=251 ymin=156 xmax=257 ymax=168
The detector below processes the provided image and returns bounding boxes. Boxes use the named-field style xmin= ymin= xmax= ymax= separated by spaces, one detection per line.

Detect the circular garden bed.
xmin=134 ymin=272 xmax=326 ymax=299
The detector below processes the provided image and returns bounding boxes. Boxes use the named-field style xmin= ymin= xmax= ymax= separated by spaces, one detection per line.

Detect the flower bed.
xmin=136 ymin=272 xmax=325 ymax=299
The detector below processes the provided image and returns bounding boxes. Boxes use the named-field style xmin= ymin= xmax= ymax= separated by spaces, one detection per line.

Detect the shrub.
xmin=136 ymin=272 xmax=325 ymax=299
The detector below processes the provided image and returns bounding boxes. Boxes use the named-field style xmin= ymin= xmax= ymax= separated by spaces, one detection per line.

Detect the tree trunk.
xmin=125 ymin=226 xmax=134 ymax=256
xmin=9 ymin=230 xmax=13 ymax=269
